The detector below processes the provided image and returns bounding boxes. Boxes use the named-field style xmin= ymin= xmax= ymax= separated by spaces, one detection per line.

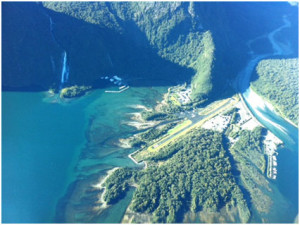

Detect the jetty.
xmin=105 ymin=86 xmax=130 ymax=93
xmin=128 ymin=150 xmax=147 ymax=169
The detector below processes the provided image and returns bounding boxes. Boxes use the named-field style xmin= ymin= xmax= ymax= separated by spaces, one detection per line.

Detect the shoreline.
xmin=118 ymin=138 xmax=132 ymax=148
xmin=123 ymin=120 xmax=160 ymax=130
xmin=128 ymin=149 xmax=148 ymax=169
xmin=124 ymin=106 xmax=160 ymax=130
xmin=127 ymin=104 xmax=152 ymax=112
xmin=105 ymin=86 xmax=130 ymax=93
xmin=239 ymin=93 xmax=265 ymax=129
xmin=241 ymin=88 xmax=292 ymax=140
xmin=264 ymin=130 xmax=282 ymax=179
xmin=249 ymin=87 xmax=298 ymax=128
xmin=127 ymin=112 xmax=143 ymax=122
xmin=92 ymin=167 xmax=119 ymax=209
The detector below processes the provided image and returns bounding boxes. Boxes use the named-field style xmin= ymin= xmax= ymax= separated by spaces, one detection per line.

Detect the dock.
xmin=105 ymin=86 xmax=130 ymax=93
xmin=264 ymin=131 xmax=282 ymax=180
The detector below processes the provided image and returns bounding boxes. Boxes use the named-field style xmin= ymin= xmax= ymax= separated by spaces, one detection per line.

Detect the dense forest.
xmin=251 ymin=58 xmax=299 ymax=125
xmin=104 ymin=129 xmax=250 ymax=223
xmin=40 ymin=2 xmax=221 ymax=101
xmin=3 ymin=2 xmax=296 ymax=102
xmin=2 ymin=2 xmax=298 ymax=223
xmin=104 ymin=104 xmax=281 ymax=223
xmin=224 ymin=108 xmax=274 ymax=216
xmin=228 ymin=127 xmax=273 ymax=215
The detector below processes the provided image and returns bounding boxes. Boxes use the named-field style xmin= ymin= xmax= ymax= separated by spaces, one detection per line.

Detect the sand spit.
xmin=244 ymin=89 xmax=289 ymax=135
xmin=123 ymin=120 xmax=160 ymax=130
xmin=92 ymin=167 xmax=119 ymax=210
xmin=127 ymin=112 xmax=143 ymax=122
xmin=127 ymin=104 xmax=152 ymax=112
xmin=124 ymin=105 xmax=160 ymax=130
xmin=121 ymin=206 xmax=152 ymax=224
xmin=118 ymin=138 xmax=132 ymax=148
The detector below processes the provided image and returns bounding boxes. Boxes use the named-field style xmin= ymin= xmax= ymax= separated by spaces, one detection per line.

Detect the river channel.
xmin=238 ymin=14 xmax=298 ymax=223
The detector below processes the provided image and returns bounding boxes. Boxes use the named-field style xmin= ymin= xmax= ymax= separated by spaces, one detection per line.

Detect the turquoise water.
xmin=2 ymin=87 xmax=298 ymax=223
xmin=2 ymin=91 xmax=87 ymax=223
xmin=92 ymin=188 xmax=135 ymax=223
xmin=55 ymin=87 xmax=167 ymax=223
xmin=243 ymin=89 xmax=298 ymax=223
xmin=238 ymin=13 xmax=298 ymax=222
xmin=2 ymin=87 xmax=167 ymax=223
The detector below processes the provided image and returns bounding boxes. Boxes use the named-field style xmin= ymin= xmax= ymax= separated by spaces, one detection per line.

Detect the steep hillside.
xmin=2 ymin=2 xmax=62 ymax=90
xmin=42 ymin=2 xmax=216 ymax=100
xmin=3 ymin=2 xmax=296 ymax=101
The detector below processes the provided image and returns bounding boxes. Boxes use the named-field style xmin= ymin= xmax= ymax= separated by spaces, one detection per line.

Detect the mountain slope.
xmin=3 ymin=2 xmax=296 ymax=102
xmin=2 ymin=2 xmax=61 ymax=90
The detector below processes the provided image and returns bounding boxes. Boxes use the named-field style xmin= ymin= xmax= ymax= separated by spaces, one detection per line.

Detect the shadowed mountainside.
xmin=2 ymin=2 xmax=296 ymax=101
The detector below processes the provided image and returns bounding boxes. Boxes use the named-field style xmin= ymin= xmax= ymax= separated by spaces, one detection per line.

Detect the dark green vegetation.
xmin=231 ymin=127 xmax=266 ymax=174
xmin=229 ymin=127 xmax=273 ymax=214
xmin=105 ymin=105 xmax=279 ymax=223
xmin=129 ymin=122 xmax=177 ymax=148
xmin=59 ymin=85 xmax=91 ymax=98
xmin=105 ymin=129 xmax=250 ymax=223
xmin=224 ymin=109 xmax=274 ymax=215
xmin=103 ymin=168 xmax=133 ymax=205
xmin=141 ymin=111 xmax=173 ymax=121
xmin=3 ymin=2 xmax=296 ymax=102
xmin=41 ymin=2 xmax=217 ymax=101
xmin=251 ymin=58 xmax=299 ymax=125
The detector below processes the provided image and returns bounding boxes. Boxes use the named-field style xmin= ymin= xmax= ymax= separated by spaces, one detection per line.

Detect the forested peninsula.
xmin=105 ymin=129 xmax=250 ymax=223
xmin=2 ymin=2 xmax=298 ymax=223
xmin=100 ymin=92 xmax=282 ymax=223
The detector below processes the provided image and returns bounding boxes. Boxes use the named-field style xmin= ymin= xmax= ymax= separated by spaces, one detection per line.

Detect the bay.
xmin=2 ymin=91 xmax=87 ymax=223
xmin=2 ymin=86 xmax=167 ymax=223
